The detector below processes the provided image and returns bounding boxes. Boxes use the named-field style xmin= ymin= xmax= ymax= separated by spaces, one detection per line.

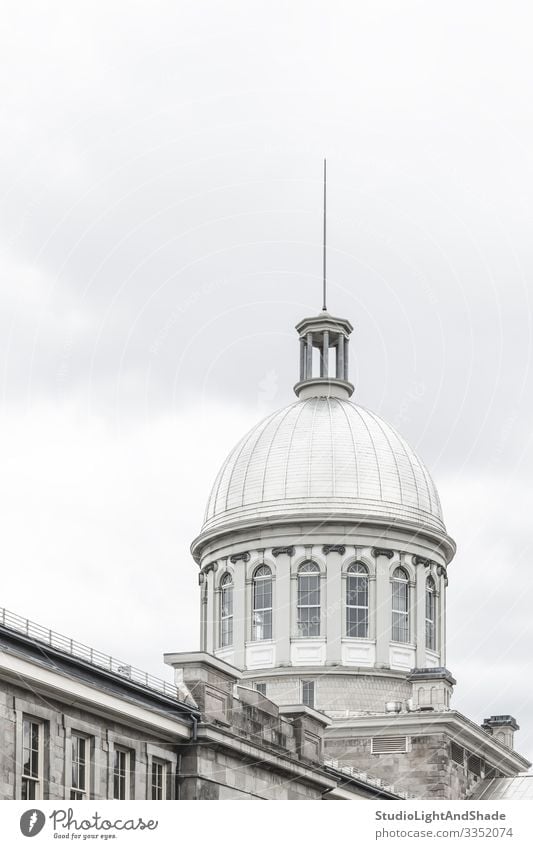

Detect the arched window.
xmin=297 ymin=562 xmax=320 ymax=637
xmin=346 ymin=563 xmax=369 ymax=638
xmin=391 ymin=567 xmax=409 ymax=643
xmin=252 ymin=565 xmax=273 ymax=641
xmin=425 ymin=576 xmax=436 ymax=651
xmin=219 ymin=573 xmax=233 ymax=648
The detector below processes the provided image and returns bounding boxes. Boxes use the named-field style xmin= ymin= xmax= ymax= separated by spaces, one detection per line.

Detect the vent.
xmin=467 ymin=754 xmax=483 ymax=777
xmin=371 ymin=736 xmax=408 ymax=754
xmin=451 ymin=742 xmax=464 ymax=765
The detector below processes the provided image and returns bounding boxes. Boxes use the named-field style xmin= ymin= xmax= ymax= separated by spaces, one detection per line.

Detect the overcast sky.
xmin=1 ymin=1 xmax=532 ymax=761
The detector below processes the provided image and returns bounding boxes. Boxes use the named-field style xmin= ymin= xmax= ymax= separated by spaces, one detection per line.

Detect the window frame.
xmin=113 ymin=746 xmax=133 ymax=800
xmin=346 ymin=562 xmax=369 ymax=638
xmin=219 ymin=572 xmax=234 ymax=648
xmin=150 ymin=758 xmax=169 ymax=801
xmin=21 ymin=717 xmax=44 ymax=801
xmin=296 ymin=561 xmax=321 ymax=638
xmin=301 ymin=679 xmax=315 ymax=708
xmin=425 ymin=575 xmax=437 ymax=651
xmin=391 ymin=567 xmax=410 ymax=643
xmin=252 ymin=565 xmax=273 ymax=641
xmin=70 ymin=732 xmax=91 ymax=800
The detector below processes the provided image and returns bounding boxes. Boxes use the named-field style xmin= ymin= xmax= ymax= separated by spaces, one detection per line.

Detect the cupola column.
xmin=293 ymin=312 xmax=354 ymax=400
xmin=415 ymin=566 xmax=426 ymax=667
xmin=321 ymin=330 xmax=329 ymax=377
xmin=299 ymin=338 xmax=306 ymax=381
xmin=336 ymin=333 xmax=344 ymax=379
xmin=204 ymin=566 xmax=216 ymax=653
xmin=325 ymin=549 xmax=343 ymax=664
xmin=233 ymin=564 xmax=246 ymax=668
xmin=344 ymin=336 xmax=349 ymax=380
xmin=439 ymin=579 xmax=446 ymax=666
xmin=374 ymin=552 xmax=391 ymax=666
xmin=306 ymin=332 xmax=313 ymax=378
xmin=274 ymin=552 xmax=291 ymax=666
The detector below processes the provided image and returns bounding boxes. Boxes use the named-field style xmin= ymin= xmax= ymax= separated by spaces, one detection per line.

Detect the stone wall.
xmin=178 ymin=745 xmax=324 ymax=800
xmin=252 ymin=672 xmax=412 ymax=714
xmin=324 ymin=731 xmax=499 ymax=800
xmin=0 ymin=680 xmax=179 ymax=800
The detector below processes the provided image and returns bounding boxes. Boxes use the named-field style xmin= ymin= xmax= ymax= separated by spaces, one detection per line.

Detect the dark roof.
xmin=0 ymin=610 xmax=198 ymax=724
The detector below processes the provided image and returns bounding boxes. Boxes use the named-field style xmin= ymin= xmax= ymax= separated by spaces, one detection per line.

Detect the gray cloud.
xmin=1 ymin=1 xmax=532 ymax=759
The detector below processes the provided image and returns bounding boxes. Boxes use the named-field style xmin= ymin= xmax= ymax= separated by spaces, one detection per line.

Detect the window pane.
xmin=302 ymin=681 xmax=315 ymax=707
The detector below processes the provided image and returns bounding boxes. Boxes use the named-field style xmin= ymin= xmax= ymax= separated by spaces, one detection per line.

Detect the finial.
xmin=322 ymin=158 xmax=327 ymax=311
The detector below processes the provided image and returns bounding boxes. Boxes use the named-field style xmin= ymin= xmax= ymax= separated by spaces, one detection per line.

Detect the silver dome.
xmin=201 ymin=397 xmax=445 ymax=537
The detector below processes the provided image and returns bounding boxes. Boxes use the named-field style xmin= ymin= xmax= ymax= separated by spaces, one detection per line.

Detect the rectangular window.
xmin=113 ymin=748 xmax=133 ymax=800
xmin=71 ymin=734 xmax=90 ymax=800
xmin=255 ymin=682 xmax=267 ymax=696
xmin=21 ymin=719 xmax=43 ymax=800
xmin=220 ymin=579 xmax=233 ymax=647
xmin=150 ymin=759 xmax=168 ymax=800
xmin=301 ymin=680 xmax=315 ymax=708
xmin=425 ymin=588 xmax=436 ymax=651
xmin=391 ymin=577 xmax=409 ymax=643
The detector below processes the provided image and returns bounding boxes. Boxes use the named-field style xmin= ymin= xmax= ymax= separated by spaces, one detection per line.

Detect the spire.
xmin=322 ymin=158 xmax=327 ymax=312
xmin=293 ymin=162 xmax=354 ymax=400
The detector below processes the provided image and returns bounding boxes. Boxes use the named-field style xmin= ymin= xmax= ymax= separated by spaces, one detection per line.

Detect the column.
xmin=274 ymin=554 xmax=291 ymax=665
xmin=321 ymin=330 xmax=329 ymax=377
xmin=233 ymin=563 xmax=246 ymax=668
xmin=306 ymin=332 xmax=313 ymax=378
xmin=204 ymin=568 xmax=216 ymax=654
xmin=325 ymin=551 xmax=342 ymax=664
xmin=200 ymin=575 xmax=207 ymax=651
xmin=439 ymin=577 xmax=446 ymax=666
xmin=336 ymin=333 xmax=344 ymax=379
xmin=415 ymin=566 xmax=426 ymax=667
xmin=299 ymin=338 xmax=306 ymax=380
xmin=375 ymin=554 xmax=391 ymax=666
xmin=344 ymin=336 xmax=349 ymax=380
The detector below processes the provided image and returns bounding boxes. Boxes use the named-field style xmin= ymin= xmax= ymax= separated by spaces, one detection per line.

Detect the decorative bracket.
xmin=372 ymin=547 xmax=394 ymax=559
xmin=437 ymin=564 xmax=449 ymax=586
xmin=322 ymin=544 xmax=346 ymax=555
xmin=413 ymin=555 xmax=432 ymax=568
xmin=272 ymin=546 xmax=295 ymax=557
xmin=230 ymin=551 xmax=250 ymax=564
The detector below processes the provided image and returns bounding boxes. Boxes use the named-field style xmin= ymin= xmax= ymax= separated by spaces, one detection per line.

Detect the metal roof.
xmin=469 ymin=774 xmax=533 ymax=800
xmin=0 ymin=606 xmax=196 ymax=710
xmin=202 ymin=397 xmax=446 ymax=537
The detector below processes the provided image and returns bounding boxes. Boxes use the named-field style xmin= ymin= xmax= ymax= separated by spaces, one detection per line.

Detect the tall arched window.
xmin=297 ymin=562 xmax=320 ymax=637
xmin=391 ymin=567 xmax=409 ymax=643
xmin=425 ymin=576 xmax=436 ymax=651
xmin=252 ymin=565 xmax=273 ymax=641
xmin=346 ymin=563 xmax=369 ymax=638
xmin=220 ymin=573 xmax=233 ymax=648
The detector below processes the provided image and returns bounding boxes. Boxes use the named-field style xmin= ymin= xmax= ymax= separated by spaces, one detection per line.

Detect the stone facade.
xmin=0 ymin=615 xmax=400 ymax=801
xmin=324 ymin=710 xmax=530 ymax=800
xmin=0 ymin=680 xmax=181 ymax=800
xmin=243 ymin=670 xmax=412 ymax=715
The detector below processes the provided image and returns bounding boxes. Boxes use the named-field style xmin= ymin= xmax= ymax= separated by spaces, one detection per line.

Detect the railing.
xmin=0 ymin=606 xmax=181 ymax=702
xmin=324 ymin=758 xmax=409 ymax=798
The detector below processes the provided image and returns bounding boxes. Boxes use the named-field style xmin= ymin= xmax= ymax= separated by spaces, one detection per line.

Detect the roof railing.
xmin=0 ymin=606 xmax=181 ymax=703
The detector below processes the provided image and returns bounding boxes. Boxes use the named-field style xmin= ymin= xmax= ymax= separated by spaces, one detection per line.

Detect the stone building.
xmin=0 ymin=608 xmax=400 ymax=800
xmin=187 ymin=308 xmax=531 ymax=799
xmin=1 ymin=306 xmax=530 ymax=801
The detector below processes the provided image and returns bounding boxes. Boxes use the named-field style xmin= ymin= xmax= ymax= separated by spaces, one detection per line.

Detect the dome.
xmin=200 ymin=396 xmax=445 ymax=539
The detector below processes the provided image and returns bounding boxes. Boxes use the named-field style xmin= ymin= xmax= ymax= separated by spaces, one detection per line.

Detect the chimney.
xmin=482 ymin=715 xmax=519 ymax=750
xmin=407 ymin=667 xmax=456 ymax=711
